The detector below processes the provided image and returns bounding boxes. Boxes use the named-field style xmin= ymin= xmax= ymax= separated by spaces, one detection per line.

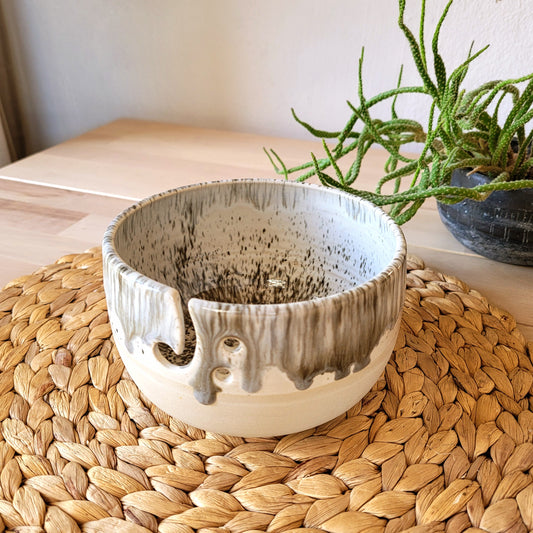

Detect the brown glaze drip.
xmin=187 ymin=263 xmax=406 ymax=405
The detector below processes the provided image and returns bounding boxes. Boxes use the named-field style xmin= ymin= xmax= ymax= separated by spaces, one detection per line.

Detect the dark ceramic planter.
xmin=437 ymin=168 xmax=533 ymax=266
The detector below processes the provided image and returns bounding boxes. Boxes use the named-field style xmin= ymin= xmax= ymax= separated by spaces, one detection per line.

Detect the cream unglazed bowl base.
xmin=103 ymin=179 xmax=406 ymax=437
xmin=111 ymin=318 xmax=400 ymax=436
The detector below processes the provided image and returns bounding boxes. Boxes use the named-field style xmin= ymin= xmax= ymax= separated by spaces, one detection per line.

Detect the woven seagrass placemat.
xmin=0 ymin=249 xmax=531 ymax=533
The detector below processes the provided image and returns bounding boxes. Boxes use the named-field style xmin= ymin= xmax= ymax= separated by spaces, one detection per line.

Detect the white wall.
xmin=2 ymin=0 xmax=533 ymax=154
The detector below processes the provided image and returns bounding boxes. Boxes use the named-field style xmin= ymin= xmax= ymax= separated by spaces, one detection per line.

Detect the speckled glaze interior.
xmin=102 ymin=179 xmax=406 ymax=436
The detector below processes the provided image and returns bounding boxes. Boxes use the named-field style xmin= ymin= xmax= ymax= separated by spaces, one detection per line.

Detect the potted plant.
xmin=266 ymin=0 xmax=533 ymax=266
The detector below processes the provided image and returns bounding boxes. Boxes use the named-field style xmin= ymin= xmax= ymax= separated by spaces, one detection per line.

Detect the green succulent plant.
xmin=266 ymin=0 xmax=533 ymax=224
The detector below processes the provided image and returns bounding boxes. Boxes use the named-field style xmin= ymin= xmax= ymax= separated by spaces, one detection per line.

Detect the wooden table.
xmin=0 ymin=118 xmax=531 ymax=339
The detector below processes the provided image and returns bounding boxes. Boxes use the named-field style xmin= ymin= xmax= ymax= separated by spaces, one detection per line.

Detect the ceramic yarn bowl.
xmin=102 ymin=179 xmax=406 ymax=437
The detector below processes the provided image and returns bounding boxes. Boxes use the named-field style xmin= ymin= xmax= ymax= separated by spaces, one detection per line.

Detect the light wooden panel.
xmin=0 ymin=119 xmax=387 ymax=199
xmin=0 ymin=179 xmax=132 ymax=287
xmin=0 ymin=179 xmax=132 ymax=215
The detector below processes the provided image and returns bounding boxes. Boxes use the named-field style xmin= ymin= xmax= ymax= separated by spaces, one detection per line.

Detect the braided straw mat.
xmin=0 ymin=248 xmax=531 ymax=533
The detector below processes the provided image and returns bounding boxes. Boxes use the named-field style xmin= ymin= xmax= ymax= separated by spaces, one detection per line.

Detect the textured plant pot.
xmin=437 ymin=168 xmax=533 ymax=266
xmin=102 ymin=179 xmax=406 ymax=437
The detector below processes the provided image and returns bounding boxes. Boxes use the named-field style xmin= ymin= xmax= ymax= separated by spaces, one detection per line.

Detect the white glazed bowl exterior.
xmin=102 ymin=179 xmax=406 ymax=437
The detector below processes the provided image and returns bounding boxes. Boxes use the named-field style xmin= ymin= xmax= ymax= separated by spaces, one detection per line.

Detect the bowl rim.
xmin=102 ymin=178 xmax=407 ymax=309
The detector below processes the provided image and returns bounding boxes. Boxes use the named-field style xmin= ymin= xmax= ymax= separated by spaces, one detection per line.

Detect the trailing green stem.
xmin=266 ymin=0 xmax=533 ymax=224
